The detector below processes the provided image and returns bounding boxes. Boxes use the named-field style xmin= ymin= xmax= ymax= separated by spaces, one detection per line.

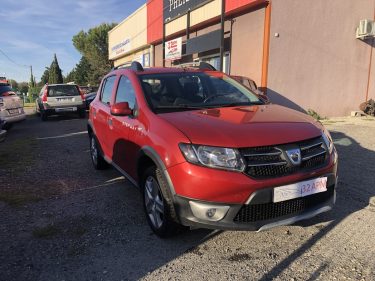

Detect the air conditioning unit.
xmin=356 ymin=19 xmax=375 ymax=39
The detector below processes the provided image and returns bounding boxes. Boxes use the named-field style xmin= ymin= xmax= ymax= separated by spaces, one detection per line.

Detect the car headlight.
xmin=179 ymin=143 xmax=246 ymax=172
xmin=322 ymin=129 xmax=334 ymax=154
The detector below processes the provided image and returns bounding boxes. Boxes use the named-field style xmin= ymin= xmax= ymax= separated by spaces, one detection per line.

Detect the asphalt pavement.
xmin=0 ymin=113 xmax=374 ymax=281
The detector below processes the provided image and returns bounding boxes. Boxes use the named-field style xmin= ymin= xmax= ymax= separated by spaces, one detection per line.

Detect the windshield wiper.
xmin=154 ymin=104 xmax=207 ymax=110
xmin=205 ymin=102 xmax=262 ymax=108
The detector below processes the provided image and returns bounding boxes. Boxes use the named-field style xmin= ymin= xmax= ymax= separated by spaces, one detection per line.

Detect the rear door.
xmin=93 ymin=75 xmax=117 ymax=159
xmin=110 ymin=75 xmax=138 ymax=179
xmin=47 ymin=85 xmax=83 ymax=110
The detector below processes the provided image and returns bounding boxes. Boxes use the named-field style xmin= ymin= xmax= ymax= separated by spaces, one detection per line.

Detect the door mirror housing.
xmin=110 ymin=102 xmax=132 ymax=116
xmin=258 ymin=94 xmax=270 ymax=104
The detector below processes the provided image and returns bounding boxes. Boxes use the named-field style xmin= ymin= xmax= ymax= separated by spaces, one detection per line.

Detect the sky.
xmin=0 ymin=0 xmax=145 ymax=83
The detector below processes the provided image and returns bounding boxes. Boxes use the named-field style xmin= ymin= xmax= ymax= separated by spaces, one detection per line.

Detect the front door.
xmin=110 ymin=75 xmax=139 ymax=179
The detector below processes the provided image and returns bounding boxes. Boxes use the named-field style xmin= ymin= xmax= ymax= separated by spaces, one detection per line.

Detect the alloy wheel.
xmin=144 ymin=176 xmax=165 ymax=229
xmin=90 ymin=137 xmax=98 ymax=166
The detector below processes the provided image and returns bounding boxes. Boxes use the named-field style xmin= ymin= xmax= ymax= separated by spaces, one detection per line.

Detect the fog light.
xmin=206 ymin=208 xmax=216 ymax=218
xmin=189 ymin=201 xmax=230 ymax=222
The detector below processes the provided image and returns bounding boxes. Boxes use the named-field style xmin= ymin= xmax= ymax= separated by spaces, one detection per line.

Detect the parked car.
xmin=0 ymin=81 xmax=26 ymax=129
xmin=88 ymin=61 xmax=338 ymax=237
xmin=79 ymin=86 xmax=98 ymax=95
xmin=0 ymin=119 xmax=7 ymax=142
xmin=231 ymin=75 xmax=270 ymax=104
xmin=35 ymin=84 xmax=86 ymax=121
xmin=84 ymin=92 xmax=97 ymax=110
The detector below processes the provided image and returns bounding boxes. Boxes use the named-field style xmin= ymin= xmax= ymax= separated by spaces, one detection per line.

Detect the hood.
xmin=158 ymin=104 xmax=323 ymax=147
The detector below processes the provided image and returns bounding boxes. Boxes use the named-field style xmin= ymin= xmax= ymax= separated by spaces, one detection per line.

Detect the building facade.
xmin=108 ymin=0 xmax=375 ymax=117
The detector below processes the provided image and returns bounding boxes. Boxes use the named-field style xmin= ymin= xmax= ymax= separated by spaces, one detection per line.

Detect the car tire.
xmin=142 ymin=166 xmax=184 ymax=238
xmin=90 ymin=135 xmax=108 ymax=170
xmin=2 ymin=123 xmax=13 ymax=130
xmin=41 ymin=111 xmax=48 ymax=121
xmin=78 ymin=109 xmax=86 ymax=118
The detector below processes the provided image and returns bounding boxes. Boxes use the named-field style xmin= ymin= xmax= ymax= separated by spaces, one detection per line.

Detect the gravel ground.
xmin=0 ymin=113 xmax=374 ymax=281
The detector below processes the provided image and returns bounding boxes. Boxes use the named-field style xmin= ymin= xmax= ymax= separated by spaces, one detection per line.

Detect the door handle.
xmin=108 ymin=118 xmax=113 ymax=126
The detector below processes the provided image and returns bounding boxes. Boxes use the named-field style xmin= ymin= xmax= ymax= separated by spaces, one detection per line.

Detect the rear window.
xmin=0 ymin=85 xmax=14 ymax=96
xmin=48 ymin=85 xmax=80 ymax=97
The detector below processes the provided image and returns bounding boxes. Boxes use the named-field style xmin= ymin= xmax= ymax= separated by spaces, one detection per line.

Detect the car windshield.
xmin=139 ymin=72 xmax=263 ymax=113
xmin=48 ymin=85 xmax=80 ymax=97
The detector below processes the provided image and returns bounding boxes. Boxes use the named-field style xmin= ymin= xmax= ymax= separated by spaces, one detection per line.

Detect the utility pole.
xmin=29 ymin=65 xmax=34 ymax=87
xmin=219 ymin=0 xmax=226 ymax=72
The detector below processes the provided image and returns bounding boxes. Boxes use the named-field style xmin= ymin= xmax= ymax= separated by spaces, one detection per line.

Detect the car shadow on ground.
xmin=258 ymin=131 xmax=375 ymax=280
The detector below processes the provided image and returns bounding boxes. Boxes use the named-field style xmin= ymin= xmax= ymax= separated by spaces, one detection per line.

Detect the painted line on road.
xmin=36 ymin=131 xmax=87 ymax=140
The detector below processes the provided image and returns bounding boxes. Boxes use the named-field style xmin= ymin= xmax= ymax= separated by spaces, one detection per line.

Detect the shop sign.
xmin=165 ymin=37 xmax=182 ymax=61
xmin=110 ymin=38 xmax=131 ymax=58
xmin=163 ymin=0 xmax=213 ymax=21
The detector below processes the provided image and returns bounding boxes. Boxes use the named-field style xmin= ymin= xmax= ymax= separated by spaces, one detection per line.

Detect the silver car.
xmin=35 ymin=84 xmax=86 ymax=121
xmin=0 ymin=82 xmax=26 ymax=129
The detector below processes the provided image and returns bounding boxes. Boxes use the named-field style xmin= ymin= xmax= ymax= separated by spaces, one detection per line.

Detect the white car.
xmin=0 ymin=81 xmax=26 ymax=129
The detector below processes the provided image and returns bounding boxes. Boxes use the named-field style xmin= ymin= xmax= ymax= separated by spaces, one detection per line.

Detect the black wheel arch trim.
xmin=138 ymin=146 xmax=176 ymax=195
xmin=87 ymin=120 xmax=105 ymax=157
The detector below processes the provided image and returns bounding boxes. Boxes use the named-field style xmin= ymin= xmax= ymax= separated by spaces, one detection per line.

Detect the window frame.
xmin=114 ymin=75 xmax=137 ymax=110
xmin=100 ymin=75 xmax=117 ymax=106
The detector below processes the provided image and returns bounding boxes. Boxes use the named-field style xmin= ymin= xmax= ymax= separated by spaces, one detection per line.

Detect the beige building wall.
xmin=368 ymin=40 xmax=375 ymax=100
xmin=230 ymin=7 xmax=265 ymax=85
xmin=154 ymin=44 xmax=163 ymax=67
xmin=113 ymin=47 xmax=151 ymax=67
xmin=108 ymin=4 xmax=148 ymax=61
xmin=267 ymin=0 xmax=375 ymax=117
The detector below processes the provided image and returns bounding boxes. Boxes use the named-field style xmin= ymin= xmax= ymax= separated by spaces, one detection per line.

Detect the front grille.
xmin=233 ymin=188 xmax=334 ymax=223
xmin=240 ymin=137 xmax=328 ymax=179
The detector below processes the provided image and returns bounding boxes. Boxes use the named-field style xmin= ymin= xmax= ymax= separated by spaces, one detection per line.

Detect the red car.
xmin=88 ymin=62 xmax=338 ymax=237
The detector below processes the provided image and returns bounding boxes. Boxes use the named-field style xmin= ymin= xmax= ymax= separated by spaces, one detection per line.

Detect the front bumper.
xmin=173 ymin=173 xmax=337 ymax=231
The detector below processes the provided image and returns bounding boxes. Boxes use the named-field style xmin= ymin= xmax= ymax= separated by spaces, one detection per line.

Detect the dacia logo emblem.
xmin=286 ymin=148 xmax=302 ymax=166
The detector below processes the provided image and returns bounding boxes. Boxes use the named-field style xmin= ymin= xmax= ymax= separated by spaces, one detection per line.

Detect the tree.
xmin=64 ymin=56 xmax=92 ymax=85
xmin=18 ymin=82 xmax=29 ymax=94
xmin=8 ymin=79 xmax=18 ymax=91
xmin=48 ymin=54 xmax=63 ymax=84
xmin=72 ymin=23 xmax=116 ymax=85
xmin=39 ymin=67 xmax=49 ymax=86
xmin=29 ymin=72 xmax=36 ymax=88
xmin=64 ymin=68 xmax=76 ymax=84
xmin=75 ymin=56 xmax=92 ymax=85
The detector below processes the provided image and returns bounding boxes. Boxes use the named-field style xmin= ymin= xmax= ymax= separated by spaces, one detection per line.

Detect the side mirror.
xmin=259 ymin=94 xmax=270 ymax=104
xmin=110 ymin=102 xmax=132 ymax=116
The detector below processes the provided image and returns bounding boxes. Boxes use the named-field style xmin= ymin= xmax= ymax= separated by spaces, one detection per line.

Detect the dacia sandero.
xmin=88 ymin=62 xmax=338 ymax=237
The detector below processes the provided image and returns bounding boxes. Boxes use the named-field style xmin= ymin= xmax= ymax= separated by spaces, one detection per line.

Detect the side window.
xmin=115 ymin=76 xmax=136 ymax=109
xmin=100 ymin=76 xmax=116 ymax=105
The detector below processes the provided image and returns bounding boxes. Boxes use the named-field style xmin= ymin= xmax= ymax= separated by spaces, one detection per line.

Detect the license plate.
xmin=55 ymin=107 xmax=77 ymax=112
xmin=273 ymin=177 xmax=328 ymax=203
xmin=56 ymin=98 xmax=73 ymax=102
xmin=8 ymin=109 xmax=19 ymax=114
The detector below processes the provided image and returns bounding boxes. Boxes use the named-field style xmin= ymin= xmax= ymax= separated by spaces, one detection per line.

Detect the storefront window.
xmin=200 ymin=53 xmax=230 ymax=74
